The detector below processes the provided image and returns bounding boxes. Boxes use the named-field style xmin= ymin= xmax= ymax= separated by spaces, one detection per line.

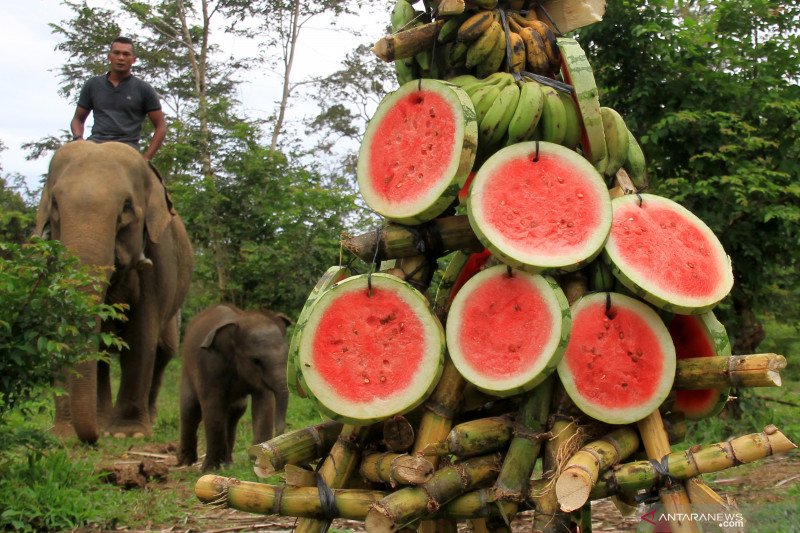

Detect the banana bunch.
xmin=437 ymin=7 xmax=560 ymax=79
xmin=449 ymin=74 xmax=582 ymax=153
xmin=596 ymin=107 xmax=648 ymax=189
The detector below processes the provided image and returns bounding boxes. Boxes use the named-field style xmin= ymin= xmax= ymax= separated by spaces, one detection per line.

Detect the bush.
xmin=0 ymin=238 xmax=125 ymax=440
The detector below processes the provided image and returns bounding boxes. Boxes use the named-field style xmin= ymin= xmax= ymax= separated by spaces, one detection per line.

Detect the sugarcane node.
xmin=764 ymin=424 xmax=778 ymax=435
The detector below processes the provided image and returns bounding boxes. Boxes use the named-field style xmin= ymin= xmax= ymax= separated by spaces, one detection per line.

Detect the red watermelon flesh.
xmin=312 ymin=288 xmax=425 ymax=403
xmin=369 ymin=90 xmax=456 ymax=205
xmin=457 ymin=273 xmax=556 ymax=379
xmin=669 ymin=314 xmax=729 ymax=418
xmin=612 ymin=202 xmax=724 ymax=300
xmin=481 ymin=154 xmax=604 ymax=258
xmin=564 ymin=301 xmax=664 ymax=409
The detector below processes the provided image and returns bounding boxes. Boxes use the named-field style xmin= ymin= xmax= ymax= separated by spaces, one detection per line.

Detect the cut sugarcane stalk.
xmin=284 ymin=464 xmax=316 ymax=487
xmin=195 ymin=475 xmax=386 ymax=519
xmin=555 ymin=425 xmax=640 ymax=512
xmin=590 ymin=425 xmax=796 ymax=499
xmin=383 ymin=415 xmax=416 ymax=452
xmin=293 ymin=424 xmax=376 ymax=533
xmin=422 ymin=416 xmax=514 ymax=458
xmin=684 ymin=478 xmax=744 ymax=533
xmin=365 ymin=454 xmax=503 ymax=532
xmin=249 ymin=420 xmax=343 ymax=478
xmin=359 ymin=452 xmax=435 ymax=486
xmin=637 ymin=410 xmax=700 ymax=533
xmin=493 ymin=375 xmax=555 ymax=525
xmin=373 ymin=20 xmax=447 ymax=62
xmin=674 ymin=353 xmax=786 ymax=389
xmin=342 ymin=216 xmax=482 ymax=263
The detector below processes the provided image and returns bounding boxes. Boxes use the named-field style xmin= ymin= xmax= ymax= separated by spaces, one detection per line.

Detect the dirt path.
xmin=87 ymin=445 xmax=800 ymax=532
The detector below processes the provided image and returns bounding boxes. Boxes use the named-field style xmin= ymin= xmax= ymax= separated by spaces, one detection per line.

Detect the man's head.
xmin=108 ymin=36 xmax=136 ymax=76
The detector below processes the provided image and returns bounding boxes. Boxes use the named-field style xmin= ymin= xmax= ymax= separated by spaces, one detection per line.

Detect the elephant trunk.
xmin=60 ymin=220 xmax=116 ymax=443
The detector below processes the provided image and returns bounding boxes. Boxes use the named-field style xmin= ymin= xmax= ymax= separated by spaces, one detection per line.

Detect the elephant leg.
xmin=226 ymin=398 xmax=247 ymax=464
xmin=97 ymin=358 xmax=113 ymax=428
xmin=52 ymin=369 xmax=73 ymax=438
xmin=177 ymin=378 xmax=201 ymax=466
xmin=200 ymin=391 xmax=229 ymax=471
xmin=251 ymin=390 xmax=276 ymax=444
xmin=149 ymin=316 xmax=178 ymax=423
xmin=110 ymin=306 xmax=160 ymax=437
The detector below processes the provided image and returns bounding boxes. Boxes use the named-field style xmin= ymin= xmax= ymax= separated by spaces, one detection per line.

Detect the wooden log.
xmin=373 ymin=20 xmax=447 ymax=62
xmin=342 ymin=216 xmax=482 ymax=263
xmin=674 ymin=353 xmax=786 ymax=389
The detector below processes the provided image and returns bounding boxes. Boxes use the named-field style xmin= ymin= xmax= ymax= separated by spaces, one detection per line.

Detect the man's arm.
xmin=142 ymin=109 xmax=166 ymax=161
xmin=70 ymin=106 xmax=90 ymax=140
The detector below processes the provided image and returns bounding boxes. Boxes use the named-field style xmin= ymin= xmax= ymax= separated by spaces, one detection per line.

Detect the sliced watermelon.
xmin=467 ymin=141 xmax=612 ymax=272
xmin=558 ymin=292 xmax=676 ymax=424
xmin=446 ymin=265 xmax=571 ymax=397
xmin=557 ymin=37 xmax=606 ymax=165
xmin=604 ymin=193 xmax=734 ymax=314
xmin=297 ymin=273 xmax=444 ymax=425
xmin=668 ymin=312 xmax=731 ymax=420
xmin=357 ymin=79 xmax=478 ymax=224
xmin=288 ymin=266 xmax=351 ymax=398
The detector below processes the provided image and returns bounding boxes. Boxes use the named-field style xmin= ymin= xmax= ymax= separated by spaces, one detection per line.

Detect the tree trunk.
xmin=732 ymin=294 xmax=765 ymax=354
xmin=270 ymin=0 xmax=301 ymax=150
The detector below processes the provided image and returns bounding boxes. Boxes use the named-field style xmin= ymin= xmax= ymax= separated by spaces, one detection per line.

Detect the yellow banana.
xmin=623 ymin=128 xmax=648 ymax=189
xmin=465 ymin=19 xmax=502 ymax=69
xmin=391 ymin=0 xmax=417 ymax=31
xmin=539 ymin=84 xmax=567 ymax=144
xmin=600 ymin=107 xmax=630 ymax=177
xmin=520 ymin=27 xmax=550 ymax=75
xmin=438 ymin=12 xmax=471 ymax=43
xmin=506 ymin=81 xmax=544 ymax=144
xmin=509 ymin=31 xmax=526 ymax=73
xmin=510 ymin=13 xmax=560 ymax=68
xmin=480 ymin=83 xmax=521 ymax=149
xmin=466 ymin=0 xmax=499 ymax=8
xmin=559 ymin=92 xmax=581 ymax=149
xmin=457 ymin=10 xmax=495 ymax=43
xmin=475 ymin=21 xmax=507 ymax=78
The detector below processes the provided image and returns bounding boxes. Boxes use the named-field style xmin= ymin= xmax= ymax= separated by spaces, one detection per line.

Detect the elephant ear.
xmin=34 ymin=184 xmax=52 ymax=237
xmin=144 ymin=166 xmax=173 ymax=244
xmin=200 ymin=318 xmax=239 ymax=349
xmin=267 ymin=311 xmax=294 ymax=335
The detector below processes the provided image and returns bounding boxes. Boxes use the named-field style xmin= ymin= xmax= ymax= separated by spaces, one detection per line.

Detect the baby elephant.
xmin=177 ymin=303 xmax=292 ymax=471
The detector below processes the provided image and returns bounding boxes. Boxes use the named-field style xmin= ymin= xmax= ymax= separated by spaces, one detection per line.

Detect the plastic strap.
xmin=315 ymin=472 xmax=338 ymax=525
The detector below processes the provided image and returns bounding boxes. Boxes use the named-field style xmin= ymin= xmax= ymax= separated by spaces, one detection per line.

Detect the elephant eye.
xmin=250 ymin=357 xmax=264 ymax=367
xmin=122 ymin=199 xmax=134 ymax=212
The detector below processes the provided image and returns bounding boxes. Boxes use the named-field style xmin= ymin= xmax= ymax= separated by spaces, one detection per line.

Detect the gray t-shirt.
xmin=77 ymin=73 xmax=161 ymax=147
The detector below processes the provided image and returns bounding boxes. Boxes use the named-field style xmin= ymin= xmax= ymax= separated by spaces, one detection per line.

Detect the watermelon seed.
xmin=621 ymin=382 xmax=628 ymax=389
xmin=364 ymin=378 xmax=370 ymax=384
xmin=380 ymin=376 xmax=386 ymax=382
xmin=687 ymin=261 xmax=695 ymax=268
xmin=383 ymin=359 xmax=390 ymax=366
xmin=619 ymin=332 xmax=625 ymax=339
xmin=557 ymin=176 xmax=564 ymax=184
xmin=429 ymin=108 xmax=436 ymax=117
xmin=577 ymin=193 xmax=584 ymax=198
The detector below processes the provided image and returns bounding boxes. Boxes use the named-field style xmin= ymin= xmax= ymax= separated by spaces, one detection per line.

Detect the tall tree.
xmin=579 ymin=0 xmax=800 ymax=352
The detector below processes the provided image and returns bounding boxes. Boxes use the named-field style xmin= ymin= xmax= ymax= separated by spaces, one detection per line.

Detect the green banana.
xmin=472 ymin=83 xmax=502 ymax=125
xmin=448 ymin=74 xmax=479 ymax=88
xmin=391 ymin=0 xmax=416 ymax=31
xmin=465 ymin=19 xmax=502 ymax=69
xmin=449 ymin=41 xmax=470 ymax=66
xmin=539 ymin=85 xmax=567 ymax=144
xmin=600 ymin=107 xmax=630 ymax=177
xmin=462 ymin=71 xmax=514 ymax=97
xmin=623 ymin=128 xmax=647 ymax=189
xmin=559 ymin=92 xmax=581 ymax=149
xmin=415 ymin=49 xmax=431 ymax=71
xmin=475 ymin=22 xmax=506 ymax=78
xmin=439 ymin=12 xmax=472 ymax=44
xmin=457 ymin=10 xmax=495 ymax=43
xmin=506 ymin=81 xmax=544 ymax=144
xmin=394 ymin=57 xmax=417 ymax=86
xmin=480 ymin=83 xmax=521 ymax=149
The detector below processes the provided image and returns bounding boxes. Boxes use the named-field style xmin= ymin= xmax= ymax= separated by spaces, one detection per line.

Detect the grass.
xmin=0 ymin=318 xmax=798 ymax=531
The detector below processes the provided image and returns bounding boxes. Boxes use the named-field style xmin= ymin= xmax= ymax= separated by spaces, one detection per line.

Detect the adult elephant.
xmin=35 ymin=140 xmax=193 ymax=443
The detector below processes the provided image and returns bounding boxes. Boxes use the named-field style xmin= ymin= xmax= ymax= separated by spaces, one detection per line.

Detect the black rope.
xmin=532 ymin=139 xmax=540 ymax=162
xmin=636 ymin=192 xmax=644 ymax=207
xmin=497 ymin=8 xmax=519 ymax=81
xmin=533 ymin=2 xmax=564 ymax=37
xmin=507 ymin=265 xmax=513 ymax=278
xmin=272 ymin=485 xmax=285 ymax=515
xmin=315 ymin=472 xmax=338 ymax=527
xmin=520 ymin=71 xmax=573 ymax=94
xmin=605 ymin=292 xmax=613 ymax=319
xmin=367 ymin=226 xmax=382 ymax=297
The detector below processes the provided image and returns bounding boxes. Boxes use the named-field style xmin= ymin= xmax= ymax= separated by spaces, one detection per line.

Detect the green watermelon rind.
xmin=604 ymin=194 xmax=734 ymax=315
xmin=446 ymin=265 xmax=571 ymax=397
xmin=467 ymin=141 xmax=612 ymax=273
xmin=297 ymin=273 xmax=445 ymax=426
xmin=287 ymin=266 xmax=351 ymax=398
xmin=357 ymin=79 xmax=478 ymax=225
xmin=557 ymin=37 xmax=606 ymax=165
xmin=671 ymin=311 xmax=731 ymax=420
xmin=558 ymin=292 xmax=676 ymax=425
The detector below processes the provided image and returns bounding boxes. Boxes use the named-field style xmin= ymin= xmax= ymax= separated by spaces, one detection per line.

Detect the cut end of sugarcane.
xmin=195 ymin=474 xmax=232 ymax=503
xmin=393 ymin=456 xmax=436 ymax=485
xmin=765 ymin=426 xmax=797 ymax=454
xmin=372 ymin=40 xmax=392 ymax=62
xmin=365 ymin=505 xmax=397 ymax=533
xmin=555 ymin=470 xmax=592 ymax=512
xmin=767 ymin=370 xmax=782 ymax=387
xmin=253 ymin=464 xmax=274 ymax=479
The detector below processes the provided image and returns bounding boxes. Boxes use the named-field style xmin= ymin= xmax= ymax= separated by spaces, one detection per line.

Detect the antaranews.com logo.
xmin=641 ymin=507 xmax=746 ymax=530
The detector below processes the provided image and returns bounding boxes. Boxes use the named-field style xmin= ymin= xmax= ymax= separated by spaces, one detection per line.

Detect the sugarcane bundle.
xmin=193 ymin=2 xmax=798 ymax=532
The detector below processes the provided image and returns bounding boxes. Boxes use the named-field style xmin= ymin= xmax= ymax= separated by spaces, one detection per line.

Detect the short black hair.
xmin=111 ymin=36 xmax=135 ymax=52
